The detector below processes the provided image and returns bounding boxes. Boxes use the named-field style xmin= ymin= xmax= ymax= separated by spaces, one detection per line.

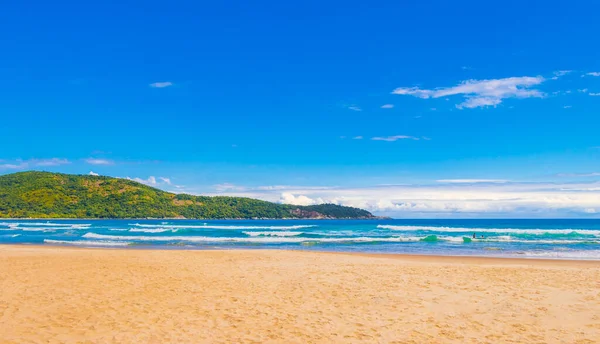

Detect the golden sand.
xmin=1 ymin=245 xmax=599 ymax=343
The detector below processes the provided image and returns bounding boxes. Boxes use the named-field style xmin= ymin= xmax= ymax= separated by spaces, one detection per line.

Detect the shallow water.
xmin=2 ymin=219 xmax=600 ymax=259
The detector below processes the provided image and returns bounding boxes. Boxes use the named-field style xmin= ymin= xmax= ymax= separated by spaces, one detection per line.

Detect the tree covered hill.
xmin=0 ymin=171 xmax=375 ymax=219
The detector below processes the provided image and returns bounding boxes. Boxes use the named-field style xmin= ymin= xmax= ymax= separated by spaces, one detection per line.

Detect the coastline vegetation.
xmin=0 ymin=171 xmax=375 ymax=219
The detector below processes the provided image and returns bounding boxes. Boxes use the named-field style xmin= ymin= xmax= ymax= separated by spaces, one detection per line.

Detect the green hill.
xmin=0 ymin=171 xmax=375 ymax=219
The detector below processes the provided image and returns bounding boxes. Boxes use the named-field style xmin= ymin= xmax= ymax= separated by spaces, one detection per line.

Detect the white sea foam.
xmin=440 ymin=236 xmax=467 ymax=243
xmin=80 ymin=232 xmax=600 ymax=245
xmin=519 ymin=250 xmax=600 ymax=260
xmin=468 ymin=237 xmax=598 ymax=244
xmin=129 ymin=228 xmax=175 ymax=233
xmin=44 ymin=239 xmax=129 ymax=247
xmin=242 ymin=231 xmax=304 ymax=237
xmin=377 ymin=225 xmax=600 ymax=236
xmin=130 ymin=223 xmax=317 ymax=230
xmin=83 ymin=232 xmax=421 ymax=243
xmin=1 ymin=222 xmax=91 ymax=227
xmin=0 ymin=223 xmax=90 ymax=230
xmin=20 ymin=227 xmax=55 ymax=232
xmin=311 ymin=230 xmax=359 ymax=236
xmin=495 ymin=235 xmax=513 ymax=241
xmin=70 ymin=225 xmax=91 ymax=229
xmin=436 ymin=234 xmax=598 ymax=244
xmin=1 ymin=226 xmax=74 ymax=232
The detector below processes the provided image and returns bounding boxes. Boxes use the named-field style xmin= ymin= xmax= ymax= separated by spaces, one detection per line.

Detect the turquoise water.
xmin=2 ymin=219 xmax=600 ymax=259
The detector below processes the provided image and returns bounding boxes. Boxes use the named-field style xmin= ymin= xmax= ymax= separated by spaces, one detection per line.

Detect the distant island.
xmin=0 ymin=171 xmax=377 ymax=219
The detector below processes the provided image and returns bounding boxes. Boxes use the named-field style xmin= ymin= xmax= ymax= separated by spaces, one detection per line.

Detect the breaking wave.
xmin=129 ymin=228 xmax=175 ymax=233
xmin=0 ymin=222 xmax=90 ymax=230
xmin=377 ymin=225 xmax=600 ymax=236
xmin=130 ymin=223 xmax=317 ymax=230
xmin=242 ymin=231 xmax=304 ymax=237
xmin=79 ymin=232 xmax=599 ymax=245
xmin=83 ymin=232 xmax=422 ymax=243
xmin=44 ymin=239 xmax=129 ymax=247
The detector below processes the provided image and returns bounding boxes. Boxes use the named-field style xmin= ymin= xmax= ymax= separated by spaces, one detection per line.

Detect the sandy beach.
xmin=1 ymin=246 xmax=599 ymax=343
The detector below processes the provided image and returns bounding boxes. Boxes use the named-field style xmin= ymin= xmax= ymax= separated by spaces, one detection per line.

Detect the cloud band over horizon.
xmin=205 ymin=180 xmax=600 ymax=218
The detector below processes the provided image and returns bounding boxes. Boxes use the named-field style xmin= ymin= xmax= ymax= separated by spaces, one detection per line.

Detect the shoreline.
xmin=4 ymin=244 xmax=600 ymax=265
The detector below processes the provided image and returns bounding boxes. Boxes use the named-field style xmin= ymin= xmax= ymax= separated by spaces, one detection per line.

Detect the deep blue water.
xmin=2 ymin=219 xmax=600 ymax=259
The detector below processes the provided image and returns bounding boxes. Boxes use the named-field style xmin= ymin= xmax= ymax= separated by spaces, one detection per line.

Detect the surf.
xmin=377 ymin=225 xmax=600 ymax=236
xmin=130 ymin=223 xmax=317 ymax=230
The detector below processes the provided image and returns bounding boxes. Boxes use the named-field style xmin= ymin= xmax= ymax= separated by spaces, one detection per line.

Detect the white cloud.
xmin=550 ymin=70 xmax=572 ymax=80
xmin=0 ymin=163 xmax=27 ymax=170
xmin=0 ymin=158 xmax=71 ymax=170
xmin=89 ymin=171 xmax=99 ymax=176
xmin=563 ymin=105 xmax=572 ymax=109
xmin=392 ymin=76 xmax=545 ymax=109
xmin=457 ymin=97 xmax=501 ymax=109
xmin=557 ymin=172 xmax=600 ymax=177
xmin=436 ymin=179 xmax=509 ymax=184
xmin=127 ymin=176 xmax=157 ymax=186
xmin=372 ymin=135 xmax=419 ymax=142
xmin=214 ymin=183 xmax=243 ymax=192
xmin=578 ymin=88 xmax=589 ymax=93
xmin=561 ymin=187 xmax=600 ymax=192
xmin=84 ymin=158 xmax=114 ymax=165
xmin=353 ymin=136 xmax=363 ymax=140
xmin=381 ymin=104 xmax=394 ymax=109
xmin=212 ymin=184 xmax=331 ymax=193
xmin=589 ymin=93 xmax=600 ymax=96
xmin=33 ymin=158 xmax=71 ymax=166
xmin=208 ymin=181 xmax=600 ymax=218
xmin=256 ymin=185 xmax=331 ymax=191
xmin=584 ymin=72 xmax=600 ymax=77
xmin=149 ymin=81 xmax=173 ymax=88
xmin=124 ymin=176 xmax=173 ymax=187
xmin=348 ymin=105 xmax=362 ymax=112
xmin=279 ymin=193 xmax=322 ymax=206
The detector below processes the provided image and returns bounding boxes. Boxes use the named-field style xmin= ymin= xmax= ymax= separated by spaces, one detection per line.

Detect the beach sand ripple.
xmin=1 ymin=246 xmax=599 ymax=343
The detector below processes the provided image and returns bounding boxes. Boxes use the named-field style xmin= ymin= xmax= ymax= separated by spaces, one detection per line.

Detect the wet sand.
xmin=1 ymin=245 xmax=599 ymax=343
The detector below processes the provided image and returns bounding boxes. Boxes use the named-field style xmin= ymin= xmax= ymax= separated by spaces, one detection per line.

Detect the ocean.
xmin=1 ymin=219 xmax=600 ymax=260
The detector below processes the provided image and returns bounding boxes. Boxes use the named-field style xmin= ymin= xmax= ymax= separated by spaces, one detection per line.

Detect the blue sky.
xmin=1 ymin=0 xmax=600 ymax=217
